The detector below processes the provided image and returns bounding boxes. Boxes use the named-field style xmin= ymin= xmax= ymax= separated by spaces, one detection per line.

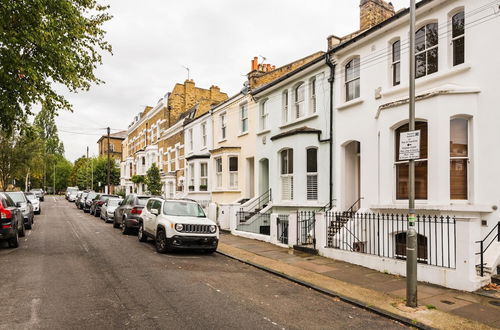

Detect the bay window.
xmin=200 ymin=163 xmax=208 ymax=191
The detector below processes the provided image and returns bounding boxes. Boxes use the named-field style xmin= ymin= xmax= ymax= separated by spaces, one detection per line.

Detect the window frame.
xmin=310 ymin=77 xmax=317 ymax=113
xmin=415 ymin=22 xmax=439 ymax=79
xmin=215 ymin=157 xmax=223 ymax=188
xmin=200 ymin=162 xmax=208 ymax=191
xmin=188 ymin=128 xmax=193 ymax=152
xmin=240 ymin=103 xmax=248 ymax=133
xmin=391 ymin=40 xmax=401 ymax=86
xmin=345 ymin=57 xmax=360 ymax=102
xmin=294 ymin=83 xmax=305 ymax=119
xmin=201 ymin=121 xmax=207 ymax=147
xmin=188 ymin=163 xmax=195 ymax=191
xmin=306 ymin=147 xmax=318 ymax=200
xmin=228 ymin=156 xmax=238 ymax=189
xmin=220 ymin=113 xmax=227 ymax=140
xmin=450 ymin=117 xmax=469 ymax=200
xmin=280 ymin=148 xmax=294 ymax=200
xmin=260 ymin=99 xmax=268 ymax=131
xmin=282 ymin=90 xmax=289 ymax=123
xmin=394 ymin=121 xmax=428 ymax=200
xmin=451 ymin=10 xmax=465 ymax=66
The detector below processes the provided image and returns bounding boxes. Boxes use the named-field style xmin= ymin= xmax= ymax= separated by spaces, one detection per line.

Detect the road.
xmin=0 ymin=196 xmax=406 ymax=329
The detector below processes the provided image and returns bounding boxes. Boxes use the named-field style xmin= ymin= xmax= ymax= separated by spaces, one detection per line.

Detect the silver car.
xmin=5 ymin=191 xmax=34 ymax=229
xmin=100 ymin=198 xmax=122 ymax=223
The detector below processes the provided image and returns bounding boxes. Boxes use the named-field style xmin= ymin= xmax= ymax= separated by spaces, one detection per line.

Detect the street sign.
xmin=399 ymin=130 xmax=420 ymax=160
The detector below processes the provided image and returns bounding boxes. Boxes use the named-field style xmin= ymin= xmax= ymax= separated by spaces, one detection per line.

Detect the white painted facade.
xmin=183 ymin=112 xmax=212 ymax=208
xmin=252 ymin=58 xmax=331 ymax=213
xmin=328 ymin=0 xmax=500 ymax=288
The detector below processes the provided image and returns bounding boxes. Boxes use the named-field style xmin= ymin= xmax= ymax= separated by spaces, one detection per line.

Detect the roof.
xmin=270 ymin=126 xmax=322 ymax=141
xmin=96 ymin=130 xmax=127 ymax=144
xmin=329 ymin=0 xmax=433 ymax=54
xmin=251 ymin=54 xmax=326 ymax=96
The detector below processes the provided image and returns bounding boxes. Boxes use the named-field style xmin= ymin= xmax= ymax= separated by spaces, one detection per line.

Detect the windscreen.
xmin=7 ymin=192 xmax=26 ymax=203
xmin=25 ymin=193 xmax=37 ymax=201
xmin=106 ymin=199 xmax=121 ymax=207
xmin=163 ymin=201 xmax=205 ymax=217
xmin=87 ymin=192 xmax=97 ymax=199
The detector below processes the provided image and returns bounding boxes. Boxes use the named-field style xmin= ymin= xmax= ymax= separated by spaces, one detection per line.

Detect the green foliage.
xmin=73 ymin=156 xmax=119 ymax=191
xmin=0 ymin=0 xmax=112 ymax=133
xmin=145 ymin=163 xmax=162 ymax=195
xmin=131 ymin=175 xmax=145 ymax=184
xmin=45 ymin=155 xmax=73 ymax=193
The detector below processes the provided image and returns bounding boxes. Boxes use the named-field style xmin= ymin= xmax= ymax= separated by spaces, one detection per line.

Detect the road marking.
xmin=27 ymin=298 xmax=41 ymax=327
xmin=205 ymin=282 xmax=221 ymax=292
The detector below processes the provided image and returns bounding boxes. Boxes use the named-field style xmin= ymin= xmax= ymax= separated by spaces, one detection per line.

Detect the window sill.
xmin=371 ymin=203 xmax=493 ymax=213
xmin=279 ymin=114 xmax=319 ymax=129
xmin=218 ymin=139 xmax=227 ymax=143
xmin=200 ymin=146 xmax=208 ymax=151
xmin=381 ymin=63 xmax=472 ymax=98
xmin=336 ymin=98 xmax=364 ymax=110
xmin=238 ymin=131 xmax=249 ymax=138
xmin=212 ymin=189 xmax=241 ymax=193
xmin=256 ymin=129 xmax=271 ymax=136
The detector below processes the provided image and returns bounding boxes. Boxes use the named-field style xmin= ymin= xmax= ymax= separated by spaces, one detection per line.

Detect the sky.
xmin=56 ymin=0 xmax=409 ymax=162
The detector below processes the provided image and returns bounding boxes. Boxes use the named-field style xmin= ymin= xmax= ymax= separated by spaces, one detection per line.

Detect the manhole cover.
xmin=489 ymin=300 xmax=500 ymax=307
xmin=440 ymin=300 xmax=455 ymax=305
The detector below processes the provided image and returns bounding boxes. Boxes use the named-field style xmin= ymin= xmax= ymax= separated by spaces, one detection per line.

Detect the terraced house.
xmin=120 ymin=80 xmax=227 ymax=195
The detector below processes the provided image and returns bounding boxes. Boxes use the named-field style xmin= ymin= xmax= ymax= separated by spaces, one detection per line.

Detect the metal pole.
xmin=91 ymin=156 xmax=94 ymax=191
xmin=86 ymin=146 xmax=89 ymax=190
xmin=406 ymin=0 xmax=418 ymax=308
xmin=53 ymin=162 xmax=56 ymax=195
xmin=107 ymin=127 xmax=111 ymax=194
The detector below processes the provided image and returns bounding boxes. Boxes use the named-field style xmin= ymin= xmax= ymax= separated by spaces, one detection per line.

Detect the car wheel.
xmin=8 ymin=230 xmax=19 ymax=248
xmin=113 ymin=218 xmax=120 ymax=228
xmin=138 ymin=223 xmax=148 ymax=242
xmin=121 ymin=219 xmax=130 ymax=235
xmin=19 ymin=222 xmax=26 ymax=238
xmin=26 ymin=218 xmax=32 ymax=230
xmin=155 ymin=230 xmax=168 ymax=253
xmin=94 ymin=211 xmax=99 ymax=218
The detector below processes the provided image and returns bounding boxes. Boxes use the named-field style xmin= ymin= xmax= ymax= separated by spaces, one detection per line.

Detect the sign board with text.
xmin=399 ymin=130 xmax=421 ymax=160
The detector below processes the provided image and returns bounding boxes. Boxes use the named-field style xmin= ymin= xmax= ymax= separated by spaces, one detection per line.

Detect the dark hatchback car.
xmin=0 ymin=192 xmax=25 ymax=248
xmin=90 ymin=194 xmax=119 ymax=217
xmin=113 ymin=194 xmax=150 ymax=233
xmin=83 ymin=191 xmax=97 ymax=213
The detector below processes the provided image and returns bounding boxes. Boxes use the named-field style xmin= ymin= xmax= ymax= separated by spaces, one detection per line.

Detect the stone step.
xmin=492 ymin=274 xmax=500 ymax=285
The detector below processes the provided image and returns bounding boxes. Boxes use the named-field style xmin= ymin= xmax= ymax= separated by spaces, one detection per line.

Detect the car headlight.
xmin=175 ymin=223 xmax=184 ymax=232
xmin=209 ymin=225 xmax=217 ymax=233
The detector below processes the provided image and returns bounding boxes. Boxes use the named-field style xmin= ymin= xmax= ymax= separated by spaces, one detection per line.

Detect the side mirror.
xmin=151 ymin=209 xmax=159 ymax=216
xmin=118 ymin=201 xmax=122 ymax=206
xmin=16 ymin=202 xmax=22 ymax=207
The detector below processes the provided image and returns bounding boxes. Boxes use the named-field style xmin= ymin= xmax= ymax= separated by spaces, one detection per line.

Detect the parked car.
xmin=77 ymin=192 xmax=88 ymax=209
xmin=113 ymin=193 xmax=150 ymax=232
xmin=74 ymin=191 xmax=83 ymax=206
xmin=83 ymin=191 xmax=97 ymax=213
xmin=90 ymin=194 xmax=119 ymax=217
xmin=138 ymin=198 xmax=218 ymax=253
xmin=0 ymin=192 xmax=25 ymax=248
xmin=100 ymin=198 xmax=122 ymax=223
xmin=68 ymin=190 xmax=78 ymax=202
xmin=30 ymin=188 xmax=44 ymax=201
xmin=65 ymin=187 xmax=79 ymax=200
xmin=5 ymin=192 xmax=34 ymax=229
xmin=24 ymin=192 xmax=41 ymax=215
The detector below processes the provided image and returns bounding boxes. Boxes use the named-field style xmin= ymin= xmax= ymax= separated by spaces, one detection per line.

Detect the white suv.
xmin=138 ymin=198 xmax=218 ymax=253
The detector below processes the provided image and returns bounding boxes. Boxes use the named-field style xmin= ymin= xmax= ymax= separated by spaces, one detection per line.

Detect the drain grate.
xmin=489 ymin=300 xmax=500 ymax=307
xmin=440 ymin=300 xmax=455 ymax=305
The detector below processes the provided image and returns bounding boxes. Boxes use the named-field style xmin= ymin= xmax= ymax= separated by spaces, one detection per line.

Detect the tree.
xmin=73 ymin=156 xmax=119 ymax=191
xmin=33 ymin=107 xmax=64 ymax=155
xmin=0 ymin=0 xmax=112 ymax=133
xmin=145 ymin=163 xmax=162 ymax=195
xmin=45 ymin=155 xmax=73 ymax=193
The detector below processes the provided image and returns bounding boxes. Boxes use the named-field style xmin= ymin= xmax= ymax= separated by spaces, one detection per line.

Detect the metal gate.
xmin=297 ymin=211 xmax=315 ymax=248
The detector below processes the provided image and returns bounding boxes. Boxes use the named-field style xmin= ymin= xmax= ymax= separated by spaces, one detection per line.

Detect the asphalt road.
xmin=0 ymin=196 xmax=406 ymax=330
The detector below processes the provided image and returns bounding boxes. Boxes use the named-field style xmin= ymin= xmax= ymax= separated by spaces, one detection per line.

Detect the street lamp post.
xmin=406 ymin=0 xmax=418 ymax=308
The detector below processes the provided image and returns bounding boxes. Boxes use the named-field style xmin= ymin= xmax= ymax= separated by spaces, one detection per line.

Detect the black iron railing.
xmin=242 ymin=189 xmax=271 ymax=213
xmin=476 ymin=221 xmax=500 ymax=277
xmin=277 ymin=215 xmax=289 ymax=244
xmin=297 ymin=211 xmax=316 ymax=247
xmin=326 ymin=212 xmax=456 ymax=269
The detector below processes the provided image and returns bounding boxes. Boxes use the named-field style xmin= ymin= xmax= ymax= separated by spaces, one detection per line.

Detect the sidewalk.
xmin=218 ymin=233 xmax=500 ymax=329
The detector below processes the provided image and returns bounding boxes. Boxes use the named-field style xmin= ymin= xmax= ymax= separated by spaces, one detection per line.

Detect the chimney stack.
xmin=360 ymin=0 xmax=395 ymax=31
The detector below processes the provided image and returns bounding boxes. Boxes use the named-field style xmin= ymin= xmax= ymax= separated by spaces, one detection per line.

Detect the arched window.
xmin=391 ymin=40 xmax=401 ymax=86
xmin=395 ymin=121 xmax=428 ymax=200
xmin=306 ymin=148 xmax=318 ymax=200
xmin=416 ymin=23 xmax=438 ymax=78
xmin=294 ymin=84 xmax=305 ymax=119
xmin=450 ymin=118 xmax=468 ymax=199
xmin=345 ymin=57 xmax=360 ymax=101
xmin=280 ymin=149 xmax=294 ymax=200
xmin=452 ymin=11 xmax=465 ymax=66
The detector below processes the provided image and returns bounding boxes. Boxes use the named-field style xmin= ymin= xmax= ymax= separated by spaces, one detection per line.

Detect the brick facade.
xmin=359 ymin=0 xmax=395 ymax=31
